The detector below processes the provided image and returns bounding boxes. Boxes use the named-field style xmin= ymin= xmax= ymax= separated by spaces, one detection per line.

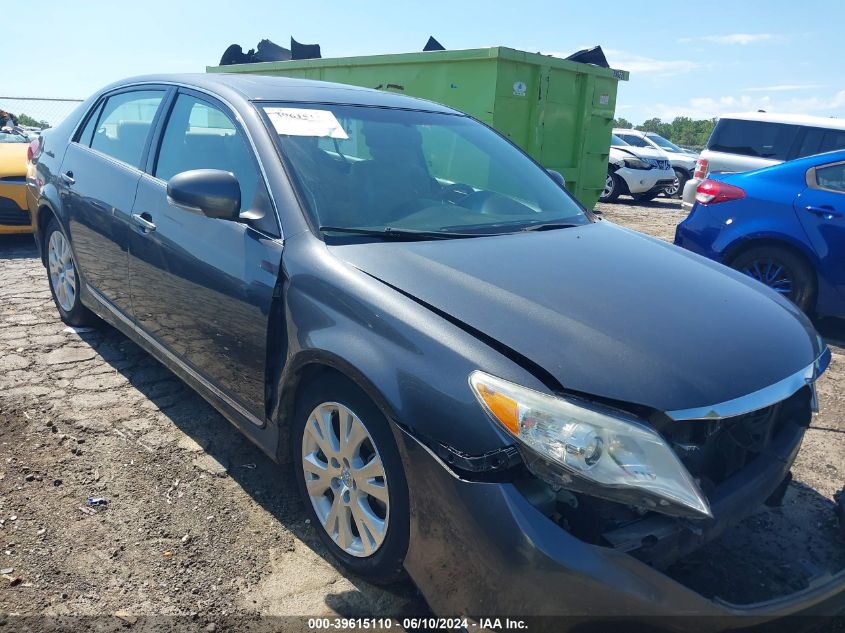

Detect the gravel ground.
xmin=1 ymin=197 xmax=844 ymax=627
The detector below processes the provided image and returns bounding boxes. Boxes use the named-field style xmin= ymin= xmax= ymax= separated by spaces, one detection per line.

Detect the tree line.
xmin=613 ymin=117 xmax=717 ymax=150
xmin=17 ymin=113 xmax=50 ymax=128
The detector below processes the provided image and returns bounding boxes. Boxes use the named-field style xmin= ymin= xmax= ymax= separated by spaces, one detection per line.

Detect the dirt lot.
xmin=1 ymin=197 xmax=844 ymax=628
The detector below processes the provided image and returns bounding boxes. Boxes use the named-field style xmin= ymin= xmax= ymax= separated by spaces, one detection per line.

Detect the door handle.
xmin=805 ymin=205 xmax=842 ymax=219
xmin=131 ymin=213 xmax=157 ymax=233
xmin=61 ymin=171 xmax=75 ymax=185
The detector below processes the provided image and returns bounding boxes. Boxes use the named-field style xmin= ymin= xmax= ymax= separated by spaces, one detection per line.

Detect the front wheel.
xmin=44 ymin=218 xmax=96 ymax=326
xmin=663 ymin=168 xmax=687 ymax=198
xmin=731 ymin=246 xmax=816 ymax=312
xmin=599 ymin=171 xmax=622 ymax=203
xmin=293 ymin=373 xmax=409 ymax=582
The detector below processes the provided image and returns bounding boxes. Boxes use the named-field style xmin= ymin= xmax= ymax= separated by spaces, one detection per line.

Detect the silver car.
xmin=682 ymin=112 xmax=845 ymax=209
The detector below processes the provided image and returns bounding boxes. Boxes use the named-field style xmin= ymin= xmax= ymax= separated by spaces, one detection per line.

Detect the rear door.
xmin=127 ymin=89 xmax=282 ymax=422
xmin=794 ymin=160 xmax=845 ymax=300
xmin=59 ymin=88 xmax=167 ymax=315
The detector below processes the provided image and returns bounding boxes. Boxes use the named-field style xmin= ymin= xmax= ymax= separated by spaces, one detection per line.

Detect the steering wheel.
xmin=439 ymin=182 xmax=476 ymax=204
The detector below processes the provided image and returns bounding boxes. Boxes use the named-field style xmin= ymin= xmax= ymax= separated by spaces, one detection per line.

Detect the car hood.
xmin=329 ymin=221 xmax=823 ymax=414
xmin=612 ymin=145 xmax=670 ymax=161
xmin=665 ymin=151 xmax=697 ymax=166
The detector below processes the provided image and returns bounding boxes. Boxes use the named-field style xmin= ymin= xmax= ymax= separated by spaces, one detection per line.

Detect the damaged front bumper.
xmin=393 ymin=422 xmax=845 ymax=629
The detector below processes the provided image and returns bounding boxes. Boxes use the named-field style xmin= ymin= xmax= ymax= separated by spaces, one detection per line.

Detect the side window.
xmin=796 ymin=128 xmax=845 ymax=158
xmin=815 ymin=163 xmax=845 ymax=193
xmin=819 ymin=130 xmax=845 ymax=154
xmin=90 ymin=90 xmax=164 ymax=167
xmin=155 ymin=94 xmax=277 ymax=235
xmin=709 ymin=119 xmax=799 ymax=160
xmin=77 ymin=101 xmax=104 ymax=147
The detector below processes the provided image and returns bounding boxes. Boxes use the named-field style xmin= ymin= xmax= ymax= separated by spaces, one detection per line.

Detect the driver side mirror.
xmin=167 ymin=169 xmax=241 ymax=220
xmin=547 ymin=169 xmax=565 ymax=188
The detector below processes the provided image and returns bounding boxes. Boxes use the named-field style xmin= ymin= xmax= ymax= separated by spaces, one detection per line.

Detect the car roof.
xmin=720 ymin=111 xmax=845 ymax=130
xmin=612 ymin=128 xmax=646 ymax=136
xmin=105 ymin=73 xmax=462 ymax=115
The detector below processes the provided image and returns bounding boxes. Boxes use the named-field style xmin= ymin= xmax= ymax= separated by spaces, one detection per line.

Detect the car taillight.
xmin=695 ymin=179 xmax=745 ymax=205
xmin=27 ymin=138 xmax=41 ymax=162
xmin=693 ymin=158 xmax=709 ymax=180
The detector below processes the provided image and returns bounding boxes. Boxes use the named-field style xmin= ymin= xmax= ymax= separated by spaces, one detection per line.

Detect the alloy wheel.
xmin=602 ymin=174 xmax=614 ymax=198
xmin=740 ymin=258 xmax=793 ymax=297
xmin=301 ymin=402 xmax=389 ymax=557
xmin=48 ymin=230 xmax=77 ymax=312
xmin=664 ymin=176 xmax=680 ymax=197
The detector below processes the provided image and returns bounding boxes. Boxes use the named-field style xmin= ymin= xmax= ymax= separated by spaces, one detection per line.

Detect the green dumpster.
xmin=208 ymin=47 xmax=628 ymax=209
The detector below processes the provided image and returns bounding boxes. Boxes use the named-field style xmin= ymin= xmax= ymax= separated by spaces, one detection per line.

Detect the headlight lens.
xmin=623 ymin=157 xmax=652 ymax=170
xmin=469 ymin=371 xmax=712 ymax=519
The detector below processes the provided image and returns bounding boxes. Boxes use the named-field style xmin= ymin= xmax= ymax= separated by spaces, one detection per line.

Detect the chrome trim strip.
xmin=87 ymin=285 xmax=266 ymax=427
xmin=666 ymin=347 xmax=831 ymax=421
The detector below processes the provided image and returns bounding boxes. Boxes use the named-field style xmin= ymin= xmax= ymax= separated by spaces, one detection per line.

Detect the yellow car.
xmin=0 ymin=129 xmax=33 ymax=234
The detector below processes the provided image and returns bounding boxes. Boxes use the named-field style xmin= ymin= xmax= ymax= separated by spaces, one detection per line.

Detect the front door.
xmin=60 ymin=89 xmax=166 ymax=315
xmin=127 ymin=91 xmax=282 ymax=422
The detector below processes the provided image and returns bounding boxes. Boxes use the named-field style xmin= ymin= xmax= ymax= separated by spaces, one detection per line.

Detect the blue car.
xmin=675 ymin=149 xmax=845 ymax=316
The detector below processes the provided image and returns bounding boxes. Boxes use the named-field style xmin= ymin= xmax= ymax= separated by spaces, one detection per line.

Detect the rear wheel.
xmin=731 ymin=246 xmax=816 ymax=312
xmin=599 ymin=171 xmax=622 ymax=203
xmin=44 ymin=218 xmax=96 ymax=326
xmin=293 ymin=373 xmax=408 ymax=582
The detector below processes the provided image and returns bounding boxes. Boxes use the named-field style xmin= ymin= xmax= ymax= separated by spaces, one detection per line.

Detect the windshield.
xmin=262 ymin=103 xmax=589 ymax=236
xmin=610 ymin=134 xmax=629 ymax=147
xmin=646 ymin=133 xmax=683 ymax=152
xmin=617 ymin=133 xmax=651 ymax=148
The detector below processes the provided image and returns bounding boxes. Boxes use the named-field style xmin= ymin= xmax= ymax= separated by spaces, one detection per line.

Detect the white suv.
xmin=601 ymin=135 xmax=676 ymax=203
xmin=682 ymin=112 xmax=845 ymax=209
xmin=613 ymin=128 xmax=698 ymax=198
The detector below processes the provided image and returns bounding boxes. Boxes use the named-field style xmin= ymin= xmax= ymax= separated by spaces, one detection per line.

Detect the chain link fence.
xmin=0 ymin=96 xmax=84 ymax=129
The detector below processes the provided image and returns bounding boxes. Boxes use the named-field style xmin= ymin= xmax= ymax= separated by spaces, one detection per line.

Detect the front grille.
xmin=663 ymin=387 xmax=812 ymax=490
xmin=0 ymin=196 xmax=31 ymax=226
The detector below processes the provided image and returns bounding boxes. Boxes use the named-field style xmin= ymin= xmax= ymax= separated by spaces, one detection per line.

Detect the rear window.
xmin=796 ymin=127 xmax=845 ymax=158
xmin=708 ymin=119 xmax=800 ymax=161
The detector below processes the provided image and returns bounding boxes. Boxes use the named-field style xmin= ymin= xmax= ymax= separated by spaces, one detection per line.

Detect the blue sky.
xmin=5 ymin=0 xmax=844 ymax=125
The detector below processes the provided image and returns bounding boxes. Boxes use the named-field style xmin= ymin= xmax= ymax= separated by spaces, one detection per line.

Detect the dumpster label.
xmin=265 ymin=107 xmax=349 ymax=139
xmin=513 ymin=81 xmax=527 ymax=97
xmin=599 ymin=94 xmax=610 ymax=106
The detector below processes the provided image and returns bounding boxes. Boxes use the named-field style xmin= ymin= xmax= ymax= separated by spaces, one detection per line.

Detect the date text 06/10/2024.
xmin=307 ymin=618 xmax=529 ymax=630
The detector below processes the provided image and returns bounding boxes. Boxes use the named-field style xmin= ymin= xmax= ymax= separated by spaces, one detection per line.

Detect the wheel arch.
xmin=723 ymin=236 xmax=820 ymax=308
xmin=723 ymin=235 xmax=818 ymax=270
xmin=272 ymin=351 xmax=400 ymax=464
xmin=673 ymin=165 xmax=693 ymax=178
xmin=35 ymin=202 xmax=59 ymax=264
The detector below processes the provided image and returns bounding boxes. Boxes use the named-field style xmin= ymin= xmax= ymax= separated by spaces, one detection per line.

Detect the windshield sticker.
xmin=265 ymin=108 xmax=349 ymax=139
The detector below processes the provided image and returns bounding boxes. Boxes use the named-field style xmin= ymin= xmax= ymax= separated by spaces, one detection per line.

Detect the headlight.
xmin=469 ymin=371 xmax=712 ymax=519
xmin=622 ymin=157 xmax=652 ymax=170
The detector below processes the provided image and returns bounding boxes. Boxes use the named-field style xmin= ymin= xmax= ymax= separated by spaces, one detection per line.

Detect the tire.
xmin=44 ymin=217 xmax=96 ymax=327
xmin=599 ymin=171 xmax=622 ymax=203
xmin=293 ymin=373 xmax=409 ymax=582
xmin=632 ymin=192 xmax=657 ymax=203
xmin=730 ymin=246 xmax=816 ymax=313
xmin=663 ymin=168 xmax=687 ymax=199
